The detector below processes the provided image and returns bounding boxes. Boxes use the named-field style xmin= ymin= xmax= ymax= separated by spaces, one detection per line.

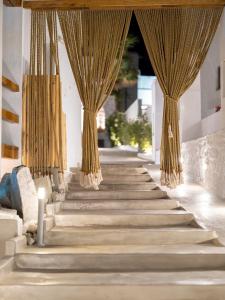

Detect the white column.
xmin=152 ymin=79 xmax=163 ymax=164
xmin=58 ymin=38 xmax=82 ymax=171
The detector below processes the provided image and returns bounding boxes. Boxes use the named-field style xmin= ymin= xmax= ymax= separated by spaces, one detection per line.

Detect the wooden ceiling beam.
xmin=4 ymin=0 xmax=22 ymax=6
xmin=23 ymin=0 xmax=225 ymax=9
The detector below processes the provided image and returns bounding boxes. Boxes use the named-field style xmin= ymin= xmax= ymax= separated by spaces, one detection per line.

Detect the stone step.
xmin=62 ymin=199 xmax=179 ymax=210
xmin=45 ymin=226 xmax=217 ymax=246
xmin=101 ymin=162 xmax=148 ymax=167
xmin=0 ymin=243 xmax=5 ymax=259
xmin=104 ymin=174 xmax=152 ymax=183
xmin=15 ymin=244 xmax=225 ymax=271
xmin=71 ymin=166 xmax=148 ymax=175
xmin=72 ymin=174 xmax=152 ymax=184
xmin=66 ymin=190 xmax=167 ymax=200
xmin=0 ymin=218 xmax=21 ymax=241
xmin=54 ymin=210 xmax=194 ymax=227
xmin=0 ymin=257 xmax=14 ymax=277
xmin=2 ymin=270 xmax=225 ymax=300
xmin=101 ymin=167 xmax=148 ymax=175
xmin=68 ymin=182 xmax=158 ymax=191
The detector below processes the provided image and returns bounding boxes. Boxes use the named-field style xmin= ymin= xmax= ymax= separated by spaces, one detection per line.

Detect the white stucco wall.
xmin=0 ymin=1 xmax=2 ymax=175
xmin=180 ymin=74 xmax=201 ymax=142
xmin=201 ymin=20 xmax=221 ymax=119
xmin=152 ymin=79 xmax=163 ymax=164
xmin=22 ymin=9 xmax=31 ymax=74
xmin=58 ymin=38 xmax=82 ymax=170
xmin=181 ymin=11 xmax=225 ymax=143
xmin=182 ymin=129 xmax=225 ymax=198
xmin=1 ymin=7 xmax=23 ymax=175
xmin=0 ymin=9 xmax=82 ymax=175
xmin=181 ymin=11 xmax=225 ymax=196
xmin=125 ymin=99 xmax=139 ymax=121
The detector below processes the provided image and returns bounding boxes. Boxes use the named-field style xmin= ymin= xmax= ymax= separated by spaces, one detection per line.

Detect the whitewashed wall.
xmin=0 ymin=9 xmax=82 ymax=176
xmin=201 ymin=19 xmax=221 ymax=119
xmin=1 ymin=7 xmax=23 ymax=175
xmin=181 ymin=11 xmax=225 ymax=143
xmin=58 ymin=37 xmax=82 ymax=170
xmin=180 ymin=75 xmax=201 ymax=142
xmin=181 ymin=11 xmax=225 ymax=196
xmin=182 ymin=129 xmax=225 ymax=198
xmin=22 ymin=9 xmax=31 ymax=74
xmin=152 ymin=79 xmax=163 ymax=164
xmin=125 ymin=99 xmax=139 ymax=121
xmin=0 ymin=1 xmax=2 ymax=175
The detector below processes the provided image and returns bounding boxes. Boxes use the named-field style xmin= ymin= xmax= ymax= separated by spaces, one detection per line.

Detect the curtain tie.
xmin=83 ymin=108 xmax=97 ymax=117
xmin=165 ymin=95 xmax=177 ymax=104
xmin=165 ymin=95 xmax=178 ymax=139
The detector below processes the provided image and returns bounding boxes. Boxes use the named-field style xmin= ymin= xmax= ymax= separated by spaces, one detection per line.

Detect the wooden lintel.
xmin=4 ymin=0 xmax=22 ymax=6
xmin=23 ymin=0 xmax=225 ymax=9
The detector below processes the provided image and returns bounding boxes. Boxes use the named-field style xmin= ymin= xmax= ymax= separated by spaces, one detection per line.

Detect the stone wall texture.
xmin=182 ymin=129 xmax=225 ymax=198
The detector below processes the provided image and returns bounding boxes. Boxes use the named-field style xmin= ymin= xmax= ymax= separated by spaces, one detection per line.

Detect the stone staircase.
xmin=1 ymin=162 xmax=225 ymax=299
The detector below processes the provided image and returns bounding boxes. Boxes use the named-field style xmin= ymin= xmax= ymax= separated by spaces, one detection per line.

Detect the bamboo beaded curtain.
xmin=135 ymin=8 xmax=223 ymax=188
xmin=22 ymin=10 xmax=64 ymax=176
xmin=58 ymin=10 xmax=132 ymax=189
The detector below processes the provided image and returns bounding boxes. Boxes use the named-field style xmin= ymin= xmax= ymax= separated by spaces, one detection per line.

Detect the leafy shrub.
xmin=106 ymin=112 xmax=152 ymax=152
xmin=129 ymin=117 xmax=152 ymax=152
xmin=106 ymin=112 xmax=128 ymax=147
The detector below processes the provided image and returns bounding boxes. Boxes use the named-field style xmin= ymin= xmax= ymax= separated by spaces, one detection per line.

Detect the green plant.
xmin=129 ymin=116 xmax=152 ymax=152
xmin=112 ymin=35 xmax=139 ymax=111
xmin=116 ymin=35 xmax=138 ymax=85
xmin=106 ymin=112 xmax=152 ymax=152
xmin=106 ymin=112 xmax=129 ymax=147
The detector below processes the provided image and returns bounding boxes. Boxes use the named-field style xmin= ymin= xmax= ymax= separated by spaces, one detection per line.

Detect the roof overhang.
xmin=22 ymin=0 xmax=225 ymax=9
xmin=4 ymin=0 xmax=22 ymax=6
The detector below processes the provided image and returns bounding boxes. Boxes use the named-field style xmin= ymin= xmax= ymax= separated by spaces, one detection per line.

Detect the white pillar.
xmin=58 ymin=38 xmax=82 ymax=171
xmin=152 ymin=79 xmax=163 ymax=164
